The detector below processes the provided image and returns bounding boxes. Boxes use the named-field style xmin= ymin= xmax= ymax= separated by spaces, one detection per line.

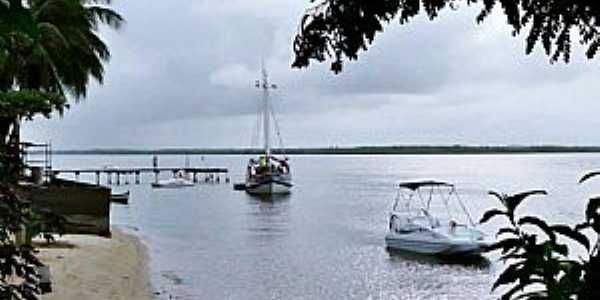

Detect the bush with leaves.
xmin=0 ymin=185 xmax=44 ymax=300
xmin=294 ymin=1 xmax=600 ymax=73
xmin=482 ymin=173 xmax=600 ymax=299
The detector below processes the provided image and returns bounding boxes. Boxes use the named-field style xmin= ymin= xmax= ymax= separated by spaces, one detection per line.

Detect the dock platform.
xmin=51 ymin=167 xmax=229 ymax=185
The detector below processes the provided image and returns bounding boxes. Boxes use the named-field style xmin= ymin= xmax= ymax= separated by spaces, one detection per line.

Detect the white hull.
xmin=245 ymin=178 xmax=292 ymax=195
xmin=152 ymin=178 xmax=194 ymax=189
xmin=385 ymin=232 xmax=487 ymax=255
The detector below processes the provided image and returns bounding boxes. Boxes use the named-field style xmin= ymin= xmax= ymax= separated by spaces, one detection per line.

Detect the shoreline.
xmin=37 ymin=227 xmax=156 ymax=300
xmin=48 ymin=145 xmax=600 ymax=156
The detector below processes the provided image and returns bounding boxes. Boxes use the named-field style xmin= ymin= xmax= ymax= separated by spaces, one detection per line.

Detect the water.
xmin=49 ymin=154 xmax=600 ymax=299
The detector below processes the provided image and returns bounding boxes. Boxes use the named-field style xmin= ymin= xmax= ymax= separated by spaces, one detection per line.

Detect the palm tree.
xmin=0 ymin=0 xmax=123 ymax=179
xmin=1 ymin=0 xmax=124 ymax=94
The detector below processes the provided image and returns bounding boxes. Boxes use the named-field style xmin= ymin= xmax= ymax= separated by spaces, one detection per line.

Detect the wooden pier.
xmin=50 ymin=167 xmax=229 ymax=186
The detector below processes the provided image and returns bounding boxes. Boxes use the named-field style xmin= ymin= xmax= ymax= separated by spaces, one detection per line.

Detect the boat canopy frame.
xmin=393 ymin=180 xmax=476 ymax=227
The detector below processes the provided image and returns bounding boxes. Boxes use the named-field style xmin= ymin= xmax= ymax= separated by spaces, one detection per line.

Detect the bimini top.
xmin=398 ymin=180 xmax=454 ymax=191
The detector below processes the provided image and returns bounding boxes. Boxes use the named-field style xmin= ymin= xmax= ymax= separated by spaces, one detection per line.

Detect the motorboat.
xmin=151 ymin=171 xmax=194 ymax=189
xmin=151 ymin=177 xmax=194 ymax=188
xmin=244 ymin=65 xmax=292 ymax=195
xmin=385 ymin=180 xmax=489 ymax=256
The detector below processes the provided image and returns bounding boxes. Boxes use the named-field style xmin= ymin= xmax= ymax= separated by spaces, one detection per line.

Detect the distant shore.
xmin=38 ymin=227 xmax=156 ymax=300
xmin=50 ymin=145 xmax=600 ymax=156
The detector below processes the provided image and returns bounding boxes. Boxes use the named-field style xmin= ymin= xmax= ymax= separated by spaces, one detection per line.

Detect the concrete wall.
xmin=22 ymin=179 xmax=111 ymax=237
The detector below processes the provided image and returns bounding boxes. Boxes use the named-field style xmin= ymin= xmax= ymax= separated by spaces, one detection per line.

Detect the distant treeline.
xmin=49 ymin=146 xmax=600 ymax=155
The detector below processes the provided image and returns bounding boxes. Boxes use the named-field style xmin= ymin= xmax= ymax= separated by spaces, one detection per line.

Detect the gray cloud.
xmin=21 ymin=1 xmax=600 ymax=148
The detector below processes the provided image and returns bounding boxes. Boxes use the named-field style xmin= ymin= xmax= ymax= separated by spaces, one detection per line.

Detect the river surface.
xmin=50 ymin=154 xmax=600 ymax=300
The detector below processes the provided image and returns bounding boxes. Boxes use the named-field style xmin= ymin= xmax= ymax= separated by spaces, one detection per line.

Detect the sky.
xmin=22 ymin=1 xmax=600 ymax=149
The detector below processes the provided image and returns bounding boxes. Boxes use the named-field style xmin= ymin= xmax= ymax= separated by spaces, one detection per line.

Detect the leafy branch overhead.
xmin=0 ymin=91 xmax=66 ymax=119
xmin=482 ymin=172 xmax=600 ymax=299
xmin=293 ymin=0 xmax=600 ymax=73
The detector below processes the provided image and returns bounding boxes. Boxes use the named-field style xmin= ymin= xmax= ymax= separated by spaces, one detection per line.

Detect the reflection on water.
xmin=245 ymin=195 xmax=291 ymax=239
xmin=386 ymin=248 xmax=492 ymax=269
xmin=46 ymin=154 xmax=600 ymax=299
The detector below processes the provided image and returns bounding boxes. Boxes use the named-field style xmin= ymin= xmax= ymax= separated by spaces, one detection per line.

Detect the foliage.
xmin=0 ymin=0 xmax=123 ymax=182
xmin=0 ymin=0 xmax=124 ymax=97
xmin=0 ymin=0 xmax=124 ymax=167
xmin=482 ymin=173 xmax=600 ymax=299
xmin=0 ymin=90 xmax=66 ymax=119
xmin=293 ymin=0 xmax=600 ymax=73
xmin=0 ymin=185 xmax=45 ymax=300
xmin=0 ymin=3 xmax=121 ymax=299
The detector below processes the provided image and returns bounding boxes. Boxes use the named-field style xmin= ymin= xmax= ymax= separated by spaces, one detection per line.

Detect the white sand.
xmin=38 ymin=227 xmax=156 ymax=300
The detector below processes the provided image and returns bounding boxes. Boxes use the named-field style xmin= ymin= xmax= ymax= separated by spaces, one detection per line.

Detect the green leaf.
xmin=580 ymin=171 xmax=600 ymax=184
xmin=551 ymin=225 xmax=591 ymax=250
xmin=553 ymin=242 xmax=569 ymax=257
xmin=575 ymin=223 xmax=591 ymax=232
xmin=488 ymin=190 xmax=505 ymax=203
xmin=501 ymin=279 xmax=545 ymax=300
xmin=487 ymin=237 xmax=524 ymax=253
xmin=493 ymin=263 xmax=523 ymax=290
xmin=518 ymin=216 xmax=556 ymax=242
xmin=505 ymin=190 xmax=547 ymax=214
xmin=480 ymin=209 xmax=507 ymax=224
xmin=586 ymin=197 xmax=600 ymax=233
xmin=514 ymin=291 xmax=549 ymax=300
xmin=497 ymin=227 xmax=520 ymax=238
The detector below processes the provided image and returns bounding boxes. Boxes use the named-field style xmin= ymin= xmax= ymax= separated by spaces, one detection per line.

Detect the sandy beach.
xmin=38 ymin=227 xmax=156 ymax=300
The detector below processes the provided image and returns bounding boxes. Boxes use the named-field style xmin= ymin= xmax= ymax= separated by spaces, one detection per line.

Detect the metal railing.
xmin=20 ymin=141 xmax=52 ymax=183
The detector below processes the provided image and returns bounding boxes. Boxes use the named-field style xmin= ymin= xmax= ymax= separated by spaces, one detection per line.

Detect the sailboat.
xmin=244 ymin=66 xmax=293 ymax=195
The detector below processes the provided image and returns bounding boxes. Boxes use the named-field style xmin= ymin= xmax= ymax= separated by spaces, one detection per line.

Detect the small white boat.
xmin=385 ymin=180 xmax=489 ymax=256
xmin=151 ymin=172 xmax=194 ymax=189
xmin=244 ymin=64 xmax=293 ymax=195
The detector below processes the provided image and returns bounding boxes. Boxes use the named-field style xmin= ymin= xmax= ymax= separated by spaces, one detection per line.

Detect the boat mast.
xmin=260 ymin=63 xmax=271 ymax=160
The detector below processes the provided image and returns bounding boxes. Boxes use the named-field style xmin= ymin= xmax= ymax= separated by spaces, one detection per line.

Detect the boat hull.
xmin=245 ymin=178 xmax=292 ymax=195
xmin=151 ymin=179 xmax=194 ymax=189
xmin=385 ymin=233 xmax=487 ymax=256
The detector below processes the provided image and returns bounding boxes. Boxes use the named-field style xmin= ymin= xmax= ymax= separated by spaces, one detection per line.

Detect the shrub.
xmin=482 ymin=173 xmax=600 ymax=299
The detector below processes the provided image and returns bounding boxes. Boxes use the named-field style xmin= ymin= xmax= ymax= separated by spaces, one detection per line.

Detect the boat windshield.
xmin=392 ymin=180 xmax=476 ymax=227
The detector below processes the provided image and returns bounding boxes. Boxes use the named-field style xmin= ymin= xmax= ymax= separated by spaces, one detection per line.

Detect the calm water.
xmin=50 ymin=154 xmax=600 ymax=300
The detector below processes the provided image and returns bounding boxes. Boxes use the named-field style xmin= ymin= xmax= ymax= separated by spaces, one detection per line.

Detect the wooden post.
xmin=116 ymin=173 xmax=121 ymax=185
xmin=95 ymin=171 xmax=100 ymax=186
xmin=135 ymin=171 xmax=140 ymax=184
xmin=107 ymin=172 xmax=112 ymax=185
xmin=154 ymin=170 xmax=159 ymax=184
xmin=193 ymin=172 xmax=197 ymax=183
xmin=75 ymin=171 xmax=80 ymax=182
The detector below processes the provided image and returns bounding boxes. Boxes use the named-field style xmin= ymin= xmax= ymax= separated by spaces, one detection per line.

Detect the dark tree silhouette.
xmin=293 ymin=0 xmax=600 ymax=73
xmin=481 ymin=174 xmax=600 ymax=299
xmin=0 ymin=0 xmax=123 ymax=179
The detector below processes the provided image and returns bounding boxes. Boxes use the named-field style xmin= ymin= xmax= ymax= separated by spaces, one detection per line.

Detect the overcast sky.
xmin=22 ymin=1 xmax=600 ymax=149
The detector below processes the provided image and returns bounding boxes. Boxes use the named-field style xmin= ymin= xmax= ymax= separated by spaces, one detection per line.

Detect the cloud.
xmin=21 ymin=1 xmax=600 ymax=148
